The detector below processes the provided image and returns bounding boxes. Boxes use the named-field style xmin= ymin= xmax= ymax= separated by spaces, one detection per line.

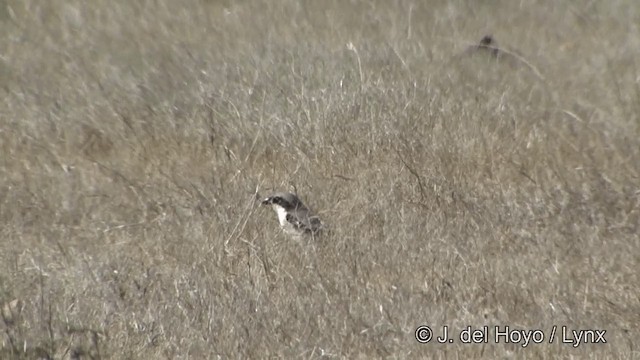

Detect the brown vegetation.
xmin=1 ymin=0 xmax=639 ymax=358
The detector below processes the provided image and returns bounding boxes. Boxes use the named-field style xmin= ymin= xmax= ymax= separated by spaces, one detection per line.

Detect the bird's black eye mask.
xmin=262 ymin=196 xmax=282 ymax=205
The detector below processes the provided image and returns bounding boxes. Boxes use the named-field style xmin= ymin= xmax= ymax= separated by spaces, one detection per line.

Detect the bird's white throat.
xmin=273 ymin=205 xmax=288 ymax=227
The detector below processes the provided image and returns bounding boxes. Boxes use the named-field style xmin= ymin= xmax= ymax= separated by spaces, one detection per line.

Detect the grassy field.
xmin=1 ymin=0 xmax=639 ymax=358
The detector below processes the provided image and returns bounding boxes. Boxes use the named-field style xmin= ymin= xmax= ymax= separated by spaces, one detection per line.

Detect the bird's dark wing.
xmin=286 ymin=213 xmax=322 ymax=234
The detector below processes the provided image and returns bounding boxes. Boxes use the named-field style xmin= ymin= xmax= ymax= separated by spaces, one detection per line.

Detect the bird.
xmin=462 ymin=35 xmax=536 ymax=73
xmin=261 ymin=192 xmax=323 ymax=237
xmin=463 ymin=34 xmax=501 ymax=58
xmin=477 ymin=35 xmax=500 ymax=57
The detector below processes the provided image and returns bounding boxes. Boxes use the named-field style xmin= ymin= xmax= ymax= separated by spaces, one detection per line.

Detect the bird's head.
xmin=261 ymin=192 xmax=301 ymax=211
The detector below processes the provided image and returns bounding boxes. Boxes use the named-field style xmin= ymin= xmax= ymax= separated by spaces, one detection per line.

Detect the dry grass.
xmin=1 ymin=0 xmax=639 ymax=358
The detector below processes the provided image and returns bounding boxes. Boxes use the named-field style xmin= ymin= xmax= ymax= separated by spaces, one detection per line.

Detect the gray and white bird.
xmin=261 ymin=192 xmax=323 ymax=237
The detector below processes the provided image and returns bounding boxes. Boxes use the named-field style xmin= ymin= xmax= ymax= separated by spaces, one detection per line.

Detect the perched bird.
xmin=261 ymin=192 xmax=323 ymax=237
xmin=464 ymin=34 xmax=501 ymax=58
xmin=461 ymin=34 xmax=540 ymax=76
xmin=477 ymin=35 xmax=500 ymax=57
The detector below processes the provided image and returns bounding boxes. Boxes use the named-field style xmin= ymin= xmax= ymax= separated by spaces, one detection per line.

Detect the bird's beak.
xmin=261 ymin=197 xmax=272 ymax=205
